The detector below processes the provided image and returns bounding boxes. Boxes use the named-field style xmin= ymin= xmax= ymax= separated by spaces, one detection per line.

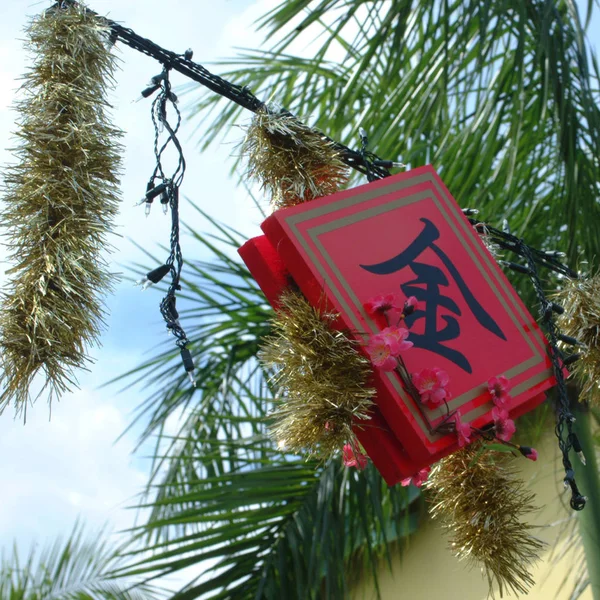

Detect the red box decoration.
xmin=240 ymin=165 xmax=553 ymax=484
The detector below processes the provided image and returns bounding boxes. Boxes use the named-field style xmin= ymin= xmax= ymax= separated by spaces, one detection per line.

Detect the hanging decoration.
xmin=0 ymin=2 xmax=122 ymax=416
xmin=242 ymin=109 xmax=349 ymax=210
xmin=426 ymin=443 xmax=544 ymax=596
xmin=2 ymin=2 xmax=598 ymax=595
xmin=554 ymin=271 xmax=600 ymax=405
xmin=238 ymin=165 xmax=566 ymax=595
xmin=241 ymin=165 xmax=559 ymax=481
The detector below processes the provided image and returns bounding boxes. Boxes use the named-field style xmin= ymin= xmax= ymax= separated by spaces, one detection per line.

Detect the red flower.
xmin=519 ymin=446 xmax=538 ymax=461
xmin=412 ymin=367 xmax=451 ymax=407
xmin=488 ymin=375 xmax=511 ymax=406
xmin=342 ymin=444 xmax=368 ymax=469
xmin=378 ymin=326 xmax=413 ymax=355
xmin=453 ymin=411 xmax=472 ymax=447
xmin=365 ymin=336 xmax=397 ymax=371
xmin=492 ymin=407 xmax=516 ymax=442
xmin=364 ymin=294 xmax=399 ymax=316
xmin=401 ymin=466 xmax=431 ymax=487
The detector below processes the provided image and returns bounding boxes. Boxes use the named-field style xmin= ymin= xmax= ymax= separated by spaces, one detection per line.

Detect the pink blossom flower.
xmin=403 ymin=296 xmax=418 ymax=316
xmin=492 ymin=407 xmax=516 ymax=442
xmin=488 ymin=375 xmax=511 ymax=406
xmin=401 ymin=466 xmax=431 ymax=487
xmin=519 ymin=446 xmax=538 ymax=461
xmin=453 ymin=411 xmax=472 ymax=447
xmin=412 ymin=367 xmax=451 ymax=407
xmin=342 ymin=444 xmax=368 ymax=469
xmin=405 ymin=296 xmax=418 ymax=309
xmin=364 ymin=294 xmax=399 ymax=316
xmin=378 ymin=327 xmax=413 ymax=355
xmin=365 ymin=336 xmax=398 ymax=371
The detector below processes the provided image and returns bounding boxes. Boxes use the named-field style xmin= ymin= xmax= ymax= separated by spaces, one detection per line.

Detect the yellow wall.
xmin=352 ymin=432 xmax=593 ymax=599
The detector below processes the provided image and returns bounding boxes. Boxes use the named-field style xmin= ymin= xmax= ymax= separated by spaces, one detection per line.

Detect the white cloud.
xmin=0 ymin=385 xmax=148 ymax=548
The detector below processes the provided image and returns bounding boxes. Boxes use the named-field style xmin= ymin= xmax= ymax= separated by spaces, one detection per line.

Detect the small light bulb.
xmin=544 ymin=250 xmax=567 ymax=258
xmin=187 ymin=370 xmax=196 ymax=387
xmin=135 ymin=277 xmax=153 ymax=291
xmin=145 ymin=202 xmax=152 ymax=216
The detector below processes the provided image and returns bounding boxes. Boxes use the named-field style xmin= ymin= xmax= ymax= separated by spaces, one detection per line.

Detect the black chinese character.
xmin=360 ymin=218 xmax=506 ymax=373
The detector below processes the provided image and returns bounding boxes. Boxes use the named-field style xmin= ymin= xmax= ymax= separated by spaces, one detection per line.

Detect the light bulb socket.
xmin=145 ymin=181 xmax=169 ymax=202
xmin=564 ymin=353 xmax=582 ymax=366
xmin=180 ymin=347 xmax=194 ymax=373
xmin=147 ymin=264 xmax=171 ymax=284
xmin=141 ymin=83 xmax=161 ymax=98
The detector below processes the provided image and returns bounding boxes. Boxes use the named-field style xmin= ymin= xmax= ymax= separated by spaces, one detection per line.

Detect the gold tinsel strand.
xmin=425 ymin=445 xmax=543 ymax=597
xmin=554 ymin=272 xmax=600 ymax=405
xmin=0 ymin=4 xmax=122 ymax=416
xmin=260 ymin=290 xmax=374 ymax=457
xmin=241 ymin=109 xmax=349 ymax=210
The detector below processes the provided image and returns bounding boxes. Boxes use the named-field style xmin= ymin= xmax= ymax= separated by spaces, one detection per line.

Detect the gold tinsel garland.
xmin=0 ymin=3 xmax=122 ymax=416
xmin=425 ymin=445 xmax=543 ymax=596
xmin=260 ymin=290 xmax=374 ymax=457
xmin=554 ymin=272 xmax=600 ymax=405
xmin=241 ymin=109 xmax=349 ymax=210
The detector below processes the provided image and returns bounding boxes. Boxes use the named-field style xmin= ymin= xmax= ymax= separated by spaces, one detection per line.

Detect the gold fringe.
xmin=0 ymin=3 xmax=122 ymax=417
xmin=241 ymin=109 xmax=349 ymax=210
xmin=426 ymin=445 xmax=543 ymax=597
xmin=260 ymin=290 xmax=374 ymax=457
xmin=554 ymin=272 xmax=600 ymax=405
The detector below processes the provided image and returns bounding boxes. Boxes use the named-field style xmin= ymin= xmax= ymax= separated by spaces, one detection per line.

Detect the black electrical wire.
xmin=468 ymin=217 xmax=586 ymax=510
xmin=55 ymin=0 xmax=392 ymax=180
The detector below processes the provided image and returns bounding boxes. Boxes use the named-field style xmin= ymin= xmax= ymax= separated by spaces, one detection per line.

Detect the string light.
xmin=137 ymin=67 xmax=194 ymax=385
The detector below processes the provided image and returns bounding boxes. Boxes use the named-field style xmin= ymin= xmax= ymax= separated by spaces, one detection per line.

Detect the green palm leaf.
xmin=190 ymin=0 xmax=600 ymax=266
xmin=118 ymin=440 xmax=420 ymax=599
xmin=0 ymin=521 xmax=164 ymax=600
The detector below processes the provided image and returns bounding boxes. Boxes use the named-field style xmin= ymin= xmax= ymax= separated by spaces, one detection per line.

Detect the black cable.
xmin=467 ymin=214 xmax=586 ymax=510
xmin=56 ymin=1 xmax=393 ymax=180
xmin=518 ymin=242 xmax=586 ymax=510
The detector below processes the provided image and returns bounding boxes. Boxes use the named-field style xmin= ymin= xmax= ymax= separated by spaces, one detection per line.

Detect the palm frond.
xmin=117 ymin=436 xmax=421 ymax=600
xmin=112 ymin=209 xmax=422 ymax=598
xmin=0 ymin=521 xmax=165 ymax=600
xmin=190 ymin=0 xmax=600 ymax=267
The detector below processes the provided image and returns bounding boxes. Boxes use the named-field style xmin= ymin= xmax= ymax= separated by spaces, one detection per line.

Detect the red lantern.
xmin=240 ymin=165 xmax=554 ymax=484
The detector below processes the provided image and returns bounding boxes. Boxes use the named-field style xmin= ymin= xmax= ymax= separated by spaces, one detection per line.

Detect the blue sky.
xmin=0 ymin=0 xmax=598 ymax=590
